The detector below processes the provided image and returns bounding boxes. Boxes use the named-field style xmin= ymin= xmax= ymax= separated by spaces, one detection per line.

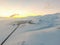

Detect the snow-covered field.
xmin=0 ymin=13 xmax=60 ymax=45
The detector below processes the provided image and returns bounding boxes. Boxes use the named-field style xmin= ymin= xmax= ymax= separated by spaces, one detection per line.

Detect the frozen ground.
xmin=0 ymin=13 xmax=60 ymax=45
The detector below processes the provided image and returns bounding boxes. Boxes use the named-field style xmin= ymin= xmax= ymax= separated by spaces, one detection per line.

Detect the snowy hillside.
xmin=0 ymin=13 xmax=60 ymax=45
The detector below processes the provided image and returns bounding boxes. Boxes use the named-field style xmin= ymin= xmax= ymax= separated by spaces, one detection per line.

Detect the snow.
xmin=0 ymin=13 xmax=60 ymax=45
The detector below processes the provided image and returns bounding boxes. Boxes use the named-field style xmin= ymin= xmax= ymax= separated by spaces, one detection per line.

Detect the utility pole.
xmin=0 ymin=24 xmax=20 ymax=45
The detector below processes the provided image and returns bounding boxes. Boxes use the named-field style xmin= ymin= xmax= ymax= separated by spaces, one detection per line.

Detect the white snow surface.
xmin=0 ymin=13 xmax=60 ymax=45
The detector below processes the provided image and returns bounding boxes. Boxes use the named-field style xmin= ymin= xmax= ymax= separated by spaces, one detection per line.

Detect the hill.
xmin=0 ymin=13 xmax=60 ymax=45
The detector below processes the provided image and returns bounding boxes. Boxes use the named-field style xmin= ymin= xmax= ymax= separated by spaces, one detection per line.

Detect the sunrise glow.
xmin=0 ymin=9 xmax=45 ymax=18
xmin=0 ymin=0 xmax=60 ymax=18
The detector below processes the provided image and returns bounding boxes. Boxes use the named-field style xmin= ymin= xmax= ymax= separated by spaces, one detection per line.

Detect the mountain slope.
xmin=0 ymin=13 xmax=60 ymax=45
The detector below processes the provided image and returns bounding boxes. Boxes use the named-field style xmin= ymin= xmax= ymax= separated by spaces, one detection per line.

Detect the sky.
xmin=0 ymin=0 xmax=60 ymax=17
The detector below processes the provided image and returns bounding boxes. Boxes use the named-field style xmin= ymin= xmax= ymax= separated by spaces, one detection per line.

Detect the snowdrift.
xmin=0 ymin=13 xmax=60 ymax=45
